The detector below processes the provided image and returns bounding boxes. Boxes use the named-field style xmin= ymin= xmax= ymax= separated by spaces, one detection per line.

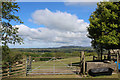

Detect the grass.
xmin=12 ymin=56 xmax=119 ymax=78
xmin=15 ymin=74 xmax=81 ymax=78
xmin=28 ymin=57 xmax=82 ymax=74
xmin=31 ymin=56 xmax=93 ymax=68
xmin=86 ymin=74 xmax=119 ymax=78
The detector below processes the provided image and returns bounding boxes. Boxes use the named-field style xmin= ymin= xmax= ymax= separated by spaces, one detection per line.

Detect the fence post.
xmin=7 ymin=68 xmax=9 ymax=78
xmin=80 ymin=51 xmax=85 ymax=74
xmin=83 ymin=53 xmax=85 ymax=74
xmin=24 ymin=56 xmax=28 ymax=76
xmin=79 ymin=52 xmax=81 ymax=74
xmin=8 ymin=62 xmax=11 ymax=78
xmin=29 ymin=56 xmax=32 ymax=69
xmin=117 ymin=51 xmax=119 ymax=73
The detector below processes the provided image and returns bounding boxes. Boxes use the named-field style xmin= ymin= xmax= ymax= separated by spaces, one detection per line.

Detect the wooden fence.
xmin=2 ymin=58 xmax=26 ymax=78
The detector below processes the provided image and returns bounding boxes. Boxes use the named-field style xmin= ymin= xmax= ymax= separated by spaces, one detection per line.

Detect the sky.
xmin=9 ymin=2 xmax=98 ymax=48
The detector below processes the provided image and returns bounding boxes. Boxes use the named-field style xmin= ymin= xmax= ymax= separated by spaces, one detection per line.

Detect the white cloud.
xmin=32 ymin=8 xmax=88 ymax=32
xmin=12 ymin=24 xmax=90 ymax=48
xmin=10 ymin=9 xmax=91 ymax=48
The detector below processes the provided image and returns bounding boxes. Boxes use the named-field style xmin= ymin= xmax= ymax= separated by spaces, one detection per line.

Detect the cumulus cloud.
xmin=32 ymin=8 xmax=88 ymax=32
xmin=13 ymin=24 xmax=90 ymax=48
xmin=11 ymin=9 xmax=91 ymax=48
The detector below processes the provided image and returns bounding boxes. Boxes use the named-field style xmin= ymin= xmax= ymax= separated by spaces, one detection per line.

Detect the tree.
xmin=2 ymin=1 xmax=23 ymax=45
xmin=87 ymin=2 xmax=120 ymax=60
xmin=2 ymin=45 xmax=23 ymax=67
xmin=1 ymin=1 xmax=24 ymax=66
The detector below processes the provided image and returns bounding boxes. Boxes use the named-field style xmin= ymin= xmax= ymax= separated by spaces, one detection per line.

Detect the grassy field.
xmin=28 ymin=57 xmax=82 ymax=74
xmin=13 ymin=56 xmax=119 ymax=78
xmin=31 ymin=56 xmax=93 ymax=68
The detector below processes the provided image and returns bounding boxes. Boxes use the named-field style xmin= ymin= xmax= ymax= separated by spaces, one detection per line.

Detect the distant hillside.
xmin=59 ymin=46 xmax=83 ymax=48
xmin=59 ymin=46 xmax=90 ymax=48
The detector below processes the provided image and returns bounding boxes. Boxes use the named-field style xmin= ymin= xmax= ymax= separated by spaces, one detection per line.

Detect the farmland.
xmin=8 ymin=46 xmax=119 ymax=78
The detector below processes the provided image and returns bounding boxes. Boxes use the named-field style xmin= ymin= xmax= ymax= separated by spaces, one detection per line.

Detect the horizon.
xmin=10 ymin=45 xmax=92 ymax=49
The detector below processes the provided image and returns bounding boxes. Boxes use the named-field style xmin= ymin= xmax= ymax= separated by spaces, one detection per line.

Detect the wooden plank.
xmin=12 ymin=63 xmax=25 ymax=68
xmin=2 ymin=75 xmax=8 ymax=78
xmin=2 ymin=72 xmax=9 ymax=75
xmin=81 ymin=51 xmax=85 ymax=74
xmin=83 ymin=54 xmax=85 ymax=74
xmin=2 ymin=71 xmax=25 ymax=78
xmin=24 ymin=56 xmax=27 ymax=77
xmin=2 ymin=68 xmax=9 ymax=72
xmin=2 ymin=69 xmax=25 ymax=77
xmin=9 ymin=71 xmax=25 ymax=77
xmin=12 ymin=66 xmax=25 ymax=71
xmin=9 ymin=69 xmax=25 ymax=74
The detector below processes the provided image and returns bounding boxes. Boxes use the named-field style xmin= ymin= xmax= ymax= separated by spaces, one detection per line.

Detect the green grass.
xmin=12 ymin=56 xmax=119 ymax=78
xmin=31 ymin=56 xmax=93 ymax=69
xmin=14 ymin=74 xmax=81 ymax=78
xmin=86 ymin=74 xmax=119 ymax=78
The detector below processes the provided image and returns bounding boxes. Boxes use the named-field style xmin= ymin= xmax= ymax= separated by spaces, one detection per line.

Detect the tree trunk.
xmin=101 ymin=52 xmax=102 ymax=61
xmin=98 ymin=53 xmax=101 ymax=60
xmin=108 ymin=50 xmax=111 ymax=61
xmin=100 ymin=47 xmax=103 ymax=61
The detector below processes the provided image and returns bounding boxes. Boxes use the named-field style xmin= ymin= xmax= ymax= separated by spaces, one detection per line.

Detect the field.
xmin=28 ymin=57 xmax=81 ymax=75
xmin=9 ymin=47 xmax=119 ymax=78
xmin=12 ymin=56 xmax=119 ymax=78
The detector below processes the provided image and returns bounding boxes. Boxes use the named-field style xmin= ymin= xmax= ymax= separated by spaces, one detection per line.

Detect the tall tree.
xmin=2 ymin=1 xmax=23 ymax=46
xmin=1 ymin=1 xmax=23 ymax=66
xmin=87 ymin=2 xmax=120 ymax=60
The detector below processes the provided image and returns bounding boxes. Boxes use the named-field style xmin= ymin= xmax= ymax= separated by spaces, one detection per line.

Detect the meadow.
xmin=9 ymin=46 xmax=119 ymax=78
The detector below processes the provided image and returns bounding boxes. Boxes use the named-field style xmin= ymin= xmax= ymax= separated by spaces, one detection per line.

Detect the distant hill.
xmin=10 ymin=46 xmax=91 ymax=49
xmin=59 ymin=46 xmax=85 ymax=48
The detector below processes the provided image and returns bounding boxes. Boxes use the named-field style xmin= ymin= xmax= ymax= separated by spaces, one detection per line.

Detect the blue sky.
xmin=12 ymin=2 xmax=97 ymax=28
xmin=9 ymin=2 xmax=97 ymax=48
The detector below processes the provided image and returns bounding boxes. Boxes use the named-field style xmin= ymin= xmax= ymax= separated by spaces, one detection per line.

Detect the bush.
xmin=2 ymin=46 xmax=23 ymax=67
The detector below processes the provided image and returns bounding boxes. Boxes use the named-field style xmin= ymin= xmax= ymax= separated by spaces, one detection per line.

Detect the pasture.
xmin=12 ymin=56 xmax=119 ymax=78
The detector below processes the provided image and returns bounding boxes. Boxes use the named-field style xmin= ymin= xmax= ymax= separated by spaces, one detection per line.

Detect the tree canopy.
xmin=2 ymin=1 xmax=23 ymax=46
xmin=87 ymin=2 xmax=120 ymax=50
xmin=87 ymin=1 xmax=120 ymax=60
xmin=1 ymin=1 xmax=23 ymax=66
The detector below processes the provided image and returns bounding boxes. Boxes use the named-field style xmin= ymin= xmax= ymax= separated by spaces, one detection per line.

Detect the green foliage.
xmin=88 ymin=2 xmax=120 ymax=50
xmin=2 ymin=45 xmax=23 ymax=67
xmin=10 ymin=47 xmax=96 ymax=59
xmin=23 ymin=52 xmax=40 ymax=57
xmin=85 ymin=52 xmax=97 ymax=56
xmin=2 ymin=1 xmax=24 ymax=67
xmin=2 ymin=1 xmax=23 ymax=45
xmin=87 ymin=2 xmax=120 ymax=60
xmin=41 ymin=53 xmax=53 ymax=57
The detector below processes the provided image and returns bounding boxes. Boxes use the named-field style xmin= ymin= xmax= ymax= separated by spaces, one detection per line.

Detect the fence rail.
xmin=1 ymin=58 xmax=26 ymax=78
